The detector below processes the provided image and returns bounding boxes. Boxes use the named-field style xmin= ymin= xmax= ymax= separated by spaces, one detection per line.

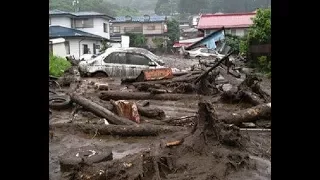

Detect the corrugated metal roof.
xmin=49 ymin=25 xmax=106 ymax=39
xmin=111 ymin=15 xmax=166 ymax=23
xmin=197 ymin=12 xmax=256 ymax=29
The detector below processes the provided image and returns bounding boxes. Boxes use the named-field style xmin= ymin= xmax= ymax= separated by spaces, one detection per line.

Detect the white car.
xmin=78 ymin=47 xmax=166 ymax=77
xmin=79 ymin=54 xmax=98 ymax=61
xmin=184 ymin=48 xmax=225 ymax=59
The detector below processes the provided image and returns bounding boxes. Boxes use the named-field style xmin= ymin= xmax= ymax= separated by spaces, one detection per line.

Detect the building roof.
xmin=197 ymin=12 xmax=256 ymax=29
xmin=185 ymin=27 xmax=225 ymax=50
xmin=49 ymin=25 xmax=107 ymax=40
xmin=49 ymin=9 xmax=114 ymax=20
xmin=111 ymin=15 xmax=166 ymax=23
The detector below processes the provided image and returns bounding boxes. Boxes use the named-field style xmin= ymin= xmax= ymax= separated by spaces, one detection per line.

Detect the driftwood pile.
xmin=52 ymin=50 xmax=271 ymax=137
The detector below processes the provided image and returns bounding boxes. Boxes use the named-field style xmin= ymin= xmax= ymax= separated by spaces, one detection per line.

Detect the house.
xmin=49 ymin=25 xmax=111 ymax=59
xmin=197 ymin=12 xmax=256 ymax=37
xmin=49 ymin=9 xmax=114 ymax=39
xmin=110 ymin=15 xmax=168 ymax=48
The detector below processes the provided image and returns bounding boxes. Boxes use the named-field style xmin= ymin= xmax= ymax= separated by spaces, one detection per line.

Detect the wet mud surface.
xmin=49 ymin=55 xmax=271 ymax=180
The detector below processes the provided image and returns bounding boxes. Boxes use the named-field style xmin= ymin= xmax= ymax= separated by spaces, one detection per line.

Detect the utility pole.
xmin=72 ymin=0 xmax=80 ymax=12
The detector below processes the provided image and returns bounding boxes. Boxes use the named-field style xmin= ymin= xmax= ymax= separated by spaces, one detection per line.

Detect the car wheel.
xmin=92 ymin=71 xmax=108 ymax=78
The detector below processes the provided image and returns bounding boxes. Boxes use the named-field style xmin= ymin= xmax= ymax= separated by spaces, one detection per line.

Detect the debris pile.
xmin=49 ymin=52 xmax=271 ymax=180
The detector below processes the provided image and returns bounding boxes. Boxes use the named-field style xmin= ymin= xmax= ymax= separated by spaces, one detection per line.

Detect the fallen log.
xmin=99 ymin=91 xmax=203 ymax=101
xmin=132 ymin=72 xmax=201 ymax=87
xmin=219 ymin=103 xmax=271 ymax=125
xmin=138 ymin=106 xmax=166 ymax=120
xmin=136 ymin=100 xmax=150 ymax=107
xmin=70 ymin=94 xmax=135 ymax=125
xmin=52 ymin=123 xmax=187 ymax=136
xmin=97 ymin=100 xmax=165 ymax=120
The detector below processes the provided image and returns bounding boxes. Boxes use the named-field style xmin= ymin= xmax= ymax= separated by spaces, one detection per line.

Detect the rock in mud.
xmin=59 ymin=146 xmax=112 ymax=172
xmin=222 ymin=84 xmax=233 ymax=92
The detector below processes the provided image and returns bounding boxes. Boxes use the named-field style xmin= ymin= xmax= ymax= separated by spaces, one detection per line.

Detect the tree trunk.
xmin=96 ymin=100 xmax=165 ymax=120
xmin=138 ymin=106 xmax=166 ymax=120
xmin=52 ymin=123 xmax=187 ymax=136
xmin=70 ymin=94 xmax=135 ymax=125
xmin=99 ymin=91 xmax=203 ymax=101
xmin=132 ymin=72 xmax=202 ymax=87
xmin=219 ymin=103 xmax=271 ymax=125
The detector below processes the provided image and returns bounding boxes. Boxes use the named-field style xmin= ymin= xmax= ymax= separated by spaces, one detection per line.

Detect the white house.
xmin=49 ymin=10 xmax=123 ymax=59
xmin=49 ymin=9 xmax=114 ymax=39
xmin=49 ymin=25 xmax=109 ymax=59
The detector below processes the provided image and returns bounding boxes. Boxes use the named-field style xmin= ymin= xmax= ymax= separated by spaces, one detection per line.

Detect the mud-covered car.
xmin=78 ymin=47 xmax=166 ymax=77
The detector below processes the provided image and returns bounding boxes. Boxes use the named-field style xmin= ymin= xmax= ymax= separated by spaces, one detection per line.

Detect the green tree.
xmin=166 ymin=19 xmax=180 ymax=46
xmin=241 ymin=8 xmax=271 ymax=74
xmin=179 ymin=0 xmax=209 ymax=14
xmin=125 ymin=33 xmax=147 ymax=47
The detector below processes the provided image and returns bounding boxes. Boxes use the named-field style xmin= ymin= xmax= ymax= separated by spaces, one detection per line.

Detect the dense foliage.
xmin=242 ymin=8 xmax=271 ymax=75
xmin=50 ymin=0 xmax=140 ymax=16
xmin=166 ymin=19 xmax=180 ymax=46
xmin=49 ymin=55 xmax=71 ymax=77
xmin=155 ymin=0 xmax=270 ymax=15
xmin=125 ymin=33 xmax=147 ymax=47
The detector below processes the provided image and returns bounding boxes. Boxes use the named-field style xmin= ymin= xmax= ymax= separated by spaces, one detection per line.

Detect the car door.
xmin=126 ymin=53 xmax=152 ymax=76
xmin=102 ymin=52 xmax=126 ymax=77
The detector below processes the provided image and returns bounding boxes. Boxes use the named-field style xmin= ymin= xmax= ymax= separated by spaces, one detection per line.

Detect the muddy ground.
xmin=49 ymin=55 xmax=271 ymax=180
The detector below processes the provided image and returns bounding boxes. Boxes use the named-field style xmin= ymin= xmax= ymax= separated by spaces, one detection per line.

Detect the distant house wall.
xmin=205 ymin=28 xmax=249 ymax=37
xmin=50 ymin=17 xmax=72 ymax=28
xmin=76 ymin=18 xmax=110 ymax=39
xmin=142 ymin=22 xmax=165 ymax=35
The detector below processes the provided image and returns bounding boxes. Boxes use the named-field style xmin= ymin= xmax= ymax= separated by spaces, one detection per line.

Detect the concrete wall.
xmin=52 ymin=43 xmax=67 ymax=58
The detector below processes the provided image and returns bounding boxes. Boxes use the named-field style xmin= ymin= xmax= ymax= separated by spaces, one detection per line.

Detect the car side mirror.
xmin=148 ymin=61 xmax=157 ymax=66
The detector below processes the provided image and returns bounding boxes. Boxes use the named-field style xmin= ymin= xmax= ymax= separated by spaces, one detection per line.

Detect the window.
xmin=83 ymin=44 xmax=89 ymax=54
xmin=74 ymin=19 xmax=93 ymax=28
xmin=126 ymin=53 xmax=150 ymax=65
xmin=95 ymin=45 xmax=100 ymax=49
xmin=112 ymin=26 xmax=120 ymax=33
xmin=104 ymin=52 xmax=126 ymax=64
xmin=147 ymin=25 xmax=155 ymax=30
xmin=124 ymin=27 xmax=143 ymax=33
xmin=103 ymin=23 xmax=108 ymax=33
xmin=64 ymin=41 xmax=70 ymax=55
xmin=231 ymin=29 xmax=237 ymax=35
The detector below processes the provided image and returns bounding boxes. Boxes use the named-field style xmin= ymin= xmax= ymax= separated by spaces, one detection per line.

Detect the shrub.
xmin=49 ymin=55 xmax=71 ymax=77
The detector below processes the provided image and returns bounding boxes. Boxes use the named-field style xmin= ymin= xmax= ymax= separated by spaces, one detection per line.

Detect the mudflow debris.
xmin=50 ymin=51 xmax=271 ymax=180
